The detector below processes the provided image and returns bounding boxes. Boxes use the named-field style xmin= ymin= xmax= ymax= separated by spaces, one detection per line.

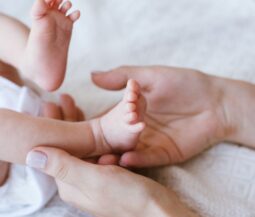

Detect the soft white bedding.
xmin=1 ymin=0 xmax=255 ymax=216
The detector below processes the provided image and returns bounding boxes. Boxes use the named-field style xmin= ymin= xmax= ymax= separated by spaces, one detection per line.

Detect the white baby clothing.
xmin=0 ymin=77 xmax=57 ymax=217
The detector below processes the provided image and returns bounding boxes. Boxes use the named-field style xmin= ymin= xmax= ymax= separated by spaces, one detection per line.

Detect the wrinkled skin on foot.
xmin=23 ymin=0 xmax=80 ymax=91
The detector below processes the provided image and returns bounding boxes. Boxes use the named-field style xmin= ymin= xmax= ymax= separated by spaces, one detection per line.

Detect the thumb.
xmin=91 ymin=66 xmax=149 ymax=90
xmin=26 ymin=147 xmax=97 ymax=186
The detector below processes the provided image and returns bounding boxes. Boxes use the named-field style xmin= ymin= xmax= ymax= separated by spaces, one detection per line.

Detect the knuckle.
xmin=55 ymin=163 xmax=70 ymax=182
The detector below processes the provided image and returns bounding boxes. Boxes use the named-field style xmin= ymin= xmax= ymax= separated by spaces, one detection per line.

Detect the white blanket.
xmin=1 ymin=0 xmax=255 ymax=216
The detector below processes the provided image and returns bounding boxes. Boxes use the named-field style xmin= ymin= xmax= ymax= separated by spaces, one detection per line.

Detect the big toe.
xmin=31 ymin=0 xmax=49 ymax=19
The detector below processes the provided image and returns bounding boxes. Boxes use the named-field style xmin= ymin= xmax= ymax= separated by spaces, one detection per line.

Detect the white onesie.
xmin=0 ymin=77 xmax=57 ymax=217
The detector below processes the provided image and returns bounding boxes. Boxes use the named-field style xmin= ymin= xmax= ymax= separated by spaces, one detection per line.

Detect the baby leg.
xmin=0 ymin=0 xmax=80 ymax=91
xmin=23 ymin=0 xmax=80 ymax=91
xmin=0 ymin=61 xmax=23 ymax=186
xmin=0 ymin=13 xmax=29 ymax=71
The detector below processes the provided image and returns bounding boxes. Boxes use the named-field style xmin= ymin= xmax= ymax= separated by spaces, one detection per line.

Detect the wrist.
xmin=144 ymin=184 xmax=198 ymax=217
xmin=215 ymin=76 xmax=255 ymax=147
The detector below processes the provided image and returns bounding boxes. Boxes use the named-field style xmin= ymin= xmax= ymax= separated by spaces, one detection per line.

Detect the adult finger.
xmin=59 ymin=94 xmax=78 ymax=121
xmin=41 ymin=102 xmax=63 ymax=120
xmin=97 ymin=154 xmax=120 ymax=165
xmin=26 ymin=147 xmax=100 ymax=187
xmin=119 ymin=127 xmax=184 ymax=168
xmin=77 ymin=107 xmax=85 ymax=121
xmin=91 ymin=66 xmax=152 ymax=91
xmin=119 ymin=147 xmax=171 ymax=168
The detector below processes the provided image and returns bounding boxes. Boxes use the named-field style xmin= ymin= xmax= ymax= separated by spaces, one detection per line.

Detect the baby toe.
xmin=68 ymin=10 xmax=81 ymax=22
xmin=45 ymin=0 xmax=54 ymax=6
xmin=53 ymin=0 xmax=63 ymax=9
xmin=126 ymin=92 xmax=138 ymax=102
xmin=125 ymin=112 xmax=138 ymax=123
xmin=127 ymin=79 xmax=140 ymax=94
xmin=128 ymin=122 xmax=146 ymax=133
xmin=60 ymin=1 xmax=72 ymax=14
xmin=31 ymin=0 xmax=49 ymax=18
xmin=125 ymin=103 xmax=136 ymax=113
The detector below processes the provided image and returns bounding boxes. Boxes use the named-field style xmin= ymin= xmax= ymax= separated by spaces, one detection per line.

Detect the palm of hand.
xmin=122 ymin=67 xmax=226 ymax=167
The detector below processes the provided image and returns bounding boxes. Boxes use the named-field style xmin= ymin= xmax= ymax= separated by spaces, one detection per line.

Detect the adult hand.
xmin=26 ymin=147 xmax=199 ymax=217
xmin=41 ymin=93 xmax=85 ymax=122
xmin=92 ymin=66 xmax=232 ymax=167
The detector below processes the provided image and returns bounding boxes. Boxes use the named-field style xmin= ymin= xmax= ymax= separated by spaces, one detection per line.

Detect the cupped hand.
xmin=26 ymin=147 xmax=198 ymax=217
xmin=92 ymin=66 xmax=230 ymax=167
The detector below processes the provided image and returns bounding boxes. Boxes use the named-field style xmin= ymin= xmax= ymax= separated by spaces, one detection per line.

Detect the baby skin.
xmin=0 ymin=0 xmax=147 ymax=186
xmin=0 ymin=0 xmax=80 ymax=185
xmin=0 ymin=79 xmax=146 ymax=189
xmin=42 ymin=79 xmax=146 ymax=156
xmin=0 ymin=77 xmax=146 ymax=186
xmin=23 ymin=0 xmax=80 ymax=91
xmin=95 ymin=79 xmax=146 ymax=154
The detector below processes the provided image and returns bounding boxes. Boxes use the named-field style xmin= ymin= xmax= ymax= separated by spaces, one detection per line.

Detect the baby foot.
xmin=99 ymin=79 xmax=146 ymax=153
xmin=23 ymin=0 xmax=80 ymax=91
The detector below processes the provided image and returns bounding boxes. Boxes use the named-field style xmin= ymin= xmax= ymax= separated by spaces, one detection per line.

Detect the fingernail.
xmin=26 ymin=151 xmax=48 ymax=169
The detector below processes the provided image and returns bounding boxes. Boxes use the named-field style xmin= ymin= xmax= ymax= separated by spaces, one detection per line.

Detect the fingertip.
xmin=41 ymin=102 xmax=63 ymax=120
xmin=91 ymin=69 xmax=128 ymax=90
xmin=119 ymin=153 xmax=137 ymax=168
xmin=59 ymin=94 xmax=76 ymax=112
xmin=91 ymin=71 xmax=106 ymax=86
xmin=26 ymin=147 xmax=86 ymax=185
xmin=77 ymin=107 xmax=85 ymax=121
xmin=26 ymin=147 xmax=72 ymax=173
xmin=59 ymin=93 xmax=79 ymax=122
xmin=98 ymin=154 xmax=120 ymax=165
xmin=26 ymin=150 xmax=48 ymax=170
xmin=59 ymin=93 xmax=75 ymax=106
